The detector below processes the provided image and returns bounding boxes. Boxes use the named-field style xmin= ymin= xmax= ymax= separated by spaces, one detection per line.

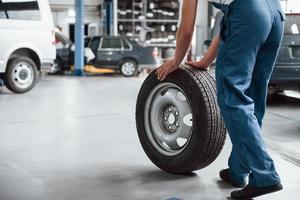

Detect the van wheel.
xmin=120 ymin=59 xmax=137 ymax=77
xmin=136 ymin=64 xmax=226 ymax=174
xmin=4 ymin=56 xmax=38 ymax=93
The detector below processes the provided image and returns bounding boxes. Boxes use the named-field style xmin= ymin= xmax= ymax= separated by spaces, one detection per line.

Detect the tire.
xmin=120 ymin=59 xmax=138 ymax=77
xmin=136 ymin=64 xmax=226 ymax=174
xmin=51 ymin=59 xmax=64 ymax=75
xmin=4 ymin=56 xmax=38 ymax=93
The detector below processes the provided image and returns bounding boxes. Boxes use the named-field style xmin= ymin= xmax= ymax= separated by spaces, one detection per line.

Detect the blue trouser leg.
xmin=245 ymin=23 xmax=285 ymax=128
xmin=214 ymin=0 xmax=284 ymax=187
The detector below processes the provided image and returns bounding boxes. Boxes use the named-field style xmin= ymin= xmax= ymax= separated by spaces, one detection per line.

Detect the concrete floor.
xmin=0 ymin=74 xmax=299 ymax=200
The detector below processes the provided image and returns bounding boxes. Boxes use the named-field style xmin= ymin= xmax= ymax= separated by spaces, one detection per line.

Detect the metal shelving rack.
xmin=117 ymin=0 xmax=180 ymax=48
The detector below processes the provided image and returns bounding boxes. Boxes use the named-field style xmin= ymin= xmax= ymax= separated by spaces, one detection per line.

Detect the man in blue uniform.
xmin=157 ymin=0 xmax=285 ymax=199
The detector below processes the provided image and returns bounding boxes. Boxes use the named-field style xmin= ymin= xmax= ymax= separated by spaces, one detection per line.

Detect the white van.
xmin=0 ymin=0 xmax=56 ymax=93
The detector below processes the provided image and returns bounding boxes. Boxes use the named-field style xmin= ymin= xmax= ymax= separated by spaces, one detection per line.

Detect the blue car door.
xmin=95 ymin=37 xmax=123 ymax=69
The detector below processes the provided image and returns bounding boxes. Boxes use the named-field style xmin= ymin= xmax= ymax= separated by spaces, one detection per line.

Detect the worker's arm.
xmin=157 ymin=0 xmax=198 ymax=81
xmin=186 ymin=34 xmax=221 ymax=70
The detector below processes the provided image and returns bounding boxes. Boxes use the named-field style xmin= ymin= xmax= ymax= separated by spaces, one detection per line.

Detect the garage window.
xmin=0 ymin=0 xmax=41 ymax=21
xmin=100 ymin=38 xmax=122 ymax=50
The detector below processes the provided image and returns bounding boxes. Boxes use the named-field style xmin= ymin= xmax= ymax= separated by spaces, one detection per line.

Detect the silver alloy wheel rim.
xmin=12 ymin=62 xmax=34 ymax=89
xmin=144 ymin=82 xmax=193 ymax=156
xmin=121 ymin=62 xmax=136 ymax=76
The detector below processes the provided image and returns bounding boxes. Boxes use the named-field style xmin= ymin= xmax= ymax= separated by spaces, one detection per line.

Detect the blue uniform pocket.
xmin=278 ymin=9 xmax=286 ymax=21
xmin=220 ymin=10 xmax=231 ymax=42
xmin=210 ymin=2 xmax=230 ymax=42
xmin=220 ymin=16 xmax=228 ymax=41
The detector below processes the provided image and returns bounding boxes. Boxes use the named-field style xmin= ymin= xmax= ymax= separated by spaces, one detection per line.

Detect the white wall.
xmin=49 ymin=0 xmax=103 ymax=6
xmin=49 ymin=0 xmax=104 ymax=38
xmin=52 ymin=10 xmax=103 ymax=37
xmin=192 ymin=0 xmax=209 ymax=59
xmin=281 ymin=0 xmax=300 ymax=13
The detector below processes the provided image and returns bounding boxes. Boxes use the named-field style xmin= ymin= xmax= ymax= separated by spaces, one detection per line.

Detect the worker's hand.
xmin=186 ymin=59 xmax=210 ymax=71
xmin=156 ymin=59 xmax=180 ymax=81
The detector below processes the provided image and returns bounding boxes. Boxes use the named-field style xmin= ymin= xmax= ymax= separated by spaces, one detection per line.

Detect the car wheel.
xmin=120 ymin=59 xmax=138 ymax=77
xmin=136 ymin=64 xmax=227 ymax=174
xmin=4 ymin=56 xmax=38 ymax=93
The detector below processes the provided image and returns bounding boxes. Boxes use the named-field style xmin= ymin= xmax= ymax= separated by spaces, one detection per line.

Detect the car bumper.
xmin=270 ymin=65 xmax=300 ymax=88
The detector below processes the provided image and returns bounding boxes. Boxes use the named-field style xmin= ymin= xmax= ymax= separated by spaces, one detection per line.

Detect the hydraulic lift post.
xmin=104 ymin=0 xmax=114 ymax=36
xmin=74 ymin=0 xmax=85 ymax=76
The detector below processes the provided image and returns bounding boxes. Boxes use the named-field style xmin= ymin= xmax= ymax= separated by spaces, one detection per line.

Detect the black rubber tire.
xmin=136 ymin=64 xmax=226 ymax=174
xmin=52 ymin=59 xmax=64 ymax=75
xmin=120 ymin=59 xmax=138 ymax=77
xmin=4 ymin=56 xmax=38 ymax=94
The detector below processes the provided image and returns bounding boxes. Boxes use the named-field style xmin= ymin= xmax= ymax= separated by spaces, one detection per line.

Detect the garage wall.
xmin=52 ymin=10 xmax=103 ymax=38
xmin=281 ymin=0 xmax=300 ymax=13
xmin=49 ymin=0 xmax=102 ymax=6
xmin=49 ymin=0 xmax=104 ymax=38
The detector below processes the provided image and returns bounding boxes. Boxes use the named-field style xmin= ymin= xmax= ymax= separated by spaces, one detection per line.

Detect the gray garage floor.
xmin=0 ymin=74 xmax=299 ymax=200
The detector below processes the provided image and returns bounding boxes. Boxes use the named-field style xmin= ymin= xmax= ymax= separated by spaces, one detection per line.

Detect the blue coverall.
xmin=211 ymin=0 xmax=285 ymax=187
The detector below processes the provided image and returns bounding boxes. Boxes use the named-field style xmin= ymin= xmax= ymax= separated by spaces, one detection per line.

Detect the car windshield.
xmin=285 ymin=15 xmax=300 ymax=35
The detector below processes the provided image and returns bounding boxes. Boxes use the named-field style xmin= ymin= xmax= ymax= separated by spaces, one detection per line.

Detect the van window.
xmin=0 ymin=0 xmax=41 ymax=21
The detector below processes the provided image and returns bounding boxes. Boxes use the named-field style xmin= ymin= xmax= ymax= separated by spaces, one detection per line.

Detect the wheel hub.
xmin=19 ymin=69 xmax=28 ymax=80
xmin=163 ymin=105 xmax=180 ymax=133
xmin=12 ymin=62 xmax=34 ymax=89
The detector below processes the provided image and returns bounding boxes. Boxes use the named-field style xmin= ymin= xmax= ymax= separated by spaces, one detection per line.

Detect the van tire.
xmin=52 ymin=59 xmax=64 ymax=74
xmin=136 ymin=65 xmax=226 ymax=173
xmin=4 ymin=56 xmax=38 ymax=93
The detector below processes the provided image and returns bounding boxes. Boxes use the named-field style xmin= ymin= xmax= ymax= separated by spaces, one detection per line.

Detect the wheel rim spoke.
xmin=162 ymin=136 xmax=181 ymax=150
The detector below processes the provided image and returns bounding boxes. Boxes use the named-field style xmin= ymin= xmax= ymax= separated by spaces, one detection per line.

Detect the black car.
xmin=270 ymin=13 xmax=300 ymax=92
xmin=87 ymin=36 xmax=159 ymax=77
xmin=207 ymin=12 xmax=300 ymax=92
xmin=54 ymin=32 xmax=93 ymax=74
